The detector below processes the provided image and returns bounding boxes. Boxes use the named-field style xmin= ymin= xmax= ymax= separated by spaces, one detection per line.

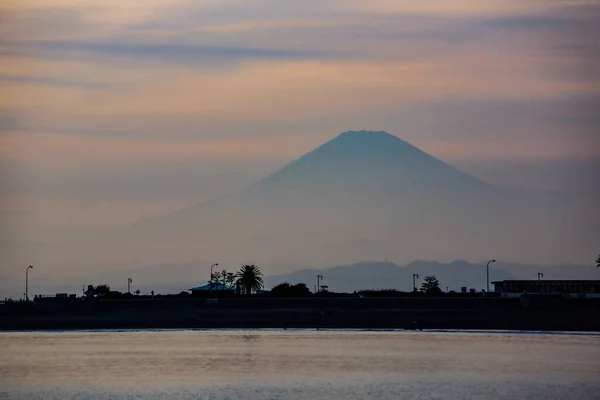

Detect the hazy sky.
xmin=1 ymin=1 xmax=599 ymax=264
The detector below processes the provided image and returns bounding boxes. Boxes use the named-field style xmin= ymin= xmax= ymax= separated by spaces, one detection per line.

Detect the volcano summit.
xmin=102 ymin=130 xmax=595 ymax=269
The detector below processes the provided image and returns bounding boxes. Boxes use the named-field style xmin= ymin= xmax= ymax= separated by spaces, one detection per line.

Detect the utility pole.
xmin=486 ymin=259 xmax=496 ymax=293
xmin=209 ymin=263 xmax=218 ymax=297
xmin=317 ymin=275 xmax=323 ymax=294
xmin=26 ymin=265 xmax=33 ymax=301
xmin=210 ymin=263 xmax=219 ymax=285
xmin=537 ymin=272 xmax=544 ymax=292
xmin=127 ymin=278 xmax=132 ymax=294
xmin=412 ymin=274 xmax=419 ymax=292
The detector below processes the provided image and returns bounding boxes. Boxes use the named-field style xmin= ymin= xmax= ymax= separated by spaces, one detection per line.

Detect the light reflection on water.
xmin=1 ymin=330 xmax=599 ymax=399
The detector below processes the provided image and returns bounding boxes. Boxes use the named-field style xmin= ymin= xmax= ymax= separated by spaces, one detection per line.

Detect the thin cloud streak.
xmin=0 ymin=40 xmax=340 ymax=66
xmin=0 ymin=73 xmax=117 ymax=90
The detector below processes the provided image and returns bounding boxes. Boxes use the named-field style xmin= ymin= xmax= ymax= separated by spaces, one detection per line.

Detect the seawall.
xmin=1 ymin=296 xmax=599 ymax=331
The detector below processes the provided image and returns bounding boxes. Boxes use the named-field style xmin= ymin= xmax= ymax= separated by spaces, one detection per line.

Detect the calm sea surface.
xmin=1 ymin=329 xmax=599 ymax=399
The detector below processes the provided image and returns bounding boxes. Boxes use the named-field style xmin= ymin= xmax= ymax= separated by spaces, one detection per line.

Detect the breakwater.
xmin=1 ymin=296 xmax=599 ymax=331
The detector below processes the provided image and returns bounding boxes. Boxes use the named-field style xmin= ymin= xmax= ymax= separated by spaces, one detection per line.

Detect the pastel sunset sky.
xmin=1 ymin=0 xmax=598 ymax=252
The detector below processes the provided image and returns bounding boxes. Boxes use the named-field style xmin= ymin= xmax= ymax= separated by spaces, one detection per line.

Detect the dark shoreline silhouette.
xmin=2 ymin=296 xmax=599 ymax=331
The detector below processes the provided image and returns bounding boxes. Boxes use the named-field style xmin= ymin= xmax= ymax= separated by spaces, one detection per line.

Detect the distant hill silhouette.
xmin=3 ymin=257 xmax=595 ymax=297
xmin=72 ymin=259 xmax=600 ymax=295
xmin=264 ymin=260 xmax=600 ymax=293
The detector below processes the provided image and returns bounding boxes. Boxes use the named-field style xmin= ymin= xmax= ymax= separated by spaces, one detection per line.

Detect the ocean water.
xmin=1 ymin=329 xmax=599 ymax=399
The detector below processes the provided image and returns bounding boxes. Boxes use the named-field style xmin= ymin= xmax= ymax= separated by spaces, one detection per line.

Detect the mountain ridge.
xmin=74 ymin=129 xmax=598 ymax=271
xmin=86 ymin=259 xmax=600 ymax=294
xmin=253 ymin=130 xmax=490 ymax=192
xmin=2 ymin=257 xmax=595 ymax=298
xmin=130 ymin=130 xmax=489 ymax=229
xmin=264 ymin=259 xmax=599 ymax=293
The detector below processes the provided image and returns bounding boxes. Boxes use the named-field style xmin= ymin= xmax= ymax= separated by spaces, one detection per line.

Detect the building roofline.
xmin=492 ymin=280 xmax=600 ymax=283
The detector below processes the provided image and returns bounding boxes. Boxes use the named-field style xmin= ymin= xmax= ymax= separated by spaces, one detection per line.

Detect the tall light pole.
xmin=537 ymin=272 xmax=544 ymax=292
xmin=209 ymin=263 xmax=218 ymax=295
xmin=486 ymin=259 xmax=496 ymax=293
xmin=210 ymin=263 xmax=219 ymax=285
xmin=413 ymin=274 xmax=419 ymax=292
xmin=127 ymin=278 xmax=132 ymax=294
xmin=317 ymin=275 xmax=323 ymax=293
xmin=26 ymin=265 xmax=33 ymax=301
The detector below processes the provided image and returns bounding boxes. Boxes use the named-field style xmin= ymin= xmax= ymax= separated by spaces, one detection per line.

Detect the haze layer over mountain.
xmin=87 ymin=130 xmax=596 ymax=270
xmin=0 ymin=130 xmax=597 ymax=298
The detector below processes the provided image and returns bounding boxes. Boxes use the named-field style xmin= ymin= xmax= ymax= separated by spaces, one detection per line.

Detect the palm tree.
xmin=596 ymin=254 xmax=600 ymax=268
xmin=236 ymin=265 xmax=264 ymax=295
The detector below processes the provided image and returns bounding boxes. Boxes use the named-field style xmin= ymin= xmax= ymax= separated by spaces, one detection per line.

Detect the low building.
xmin=189 ymin=283 xmax=235 ymax=297
xmin=492 ymin=280 xmax=600 ymax=298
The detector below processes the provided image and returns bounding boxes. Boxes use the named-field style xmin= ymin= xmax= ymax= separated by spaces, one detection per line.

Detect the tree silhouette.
xmin=420 ymin=275 xmax=442 ymax=295
xmin=211 ymin=270 xmax=237 ymax=292
xmin=236 ymin=265 xmax=264 ymax=295
xmin=94 ymin=284 xmax=111 ymax=296
xmin=271 ymin=282 xmax=311 ymax=297
xmin=209 ymin=271 xmax=219 ymax=288
xmin=597 ymin=254 xmax=600 ymax=268
xmin=220 ymin=270 xmax=236 ymax=290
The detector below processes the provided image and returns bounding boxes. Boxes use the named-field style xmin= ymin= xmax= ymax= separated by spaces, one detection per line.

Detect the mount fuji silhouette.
xmin=255 ymin=130 xmax=487 ymax=191
xmin=98 ymin=130 xmax=595 ymax=269
xmin=137 ymin=130 xmax=488 ymax=220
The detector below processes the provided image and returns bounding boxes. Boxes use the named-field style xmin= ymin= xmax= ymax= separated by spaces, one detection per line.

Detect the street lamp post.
xmin=317 ymin=275 xmax=323 ymax=294
xmin=537 ymin=272 xmax=544 ymax=292
xmin=486 ymin=260 xmax=496 ymax=293
xmin=26 ymin=265 xmax=33 ymax=301
xmin=412 ymin=274 xmax=419 ymax=292
xmin=127 ymin=278 xmax=132 ymax=294
xmin=209 ymin=263 xmax=219 ymax=296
